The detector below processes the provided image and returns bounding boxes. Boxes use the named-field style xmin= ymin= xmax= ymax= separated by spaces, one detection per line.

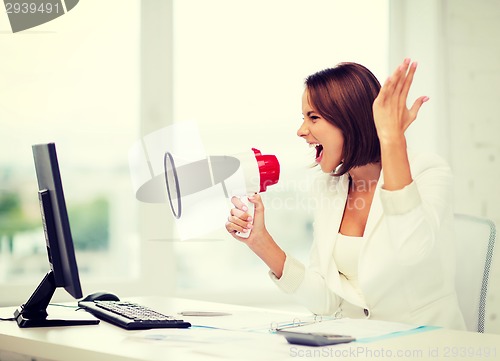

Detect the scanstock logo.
xmin=4 ymin=0 xmax=79 ymax=33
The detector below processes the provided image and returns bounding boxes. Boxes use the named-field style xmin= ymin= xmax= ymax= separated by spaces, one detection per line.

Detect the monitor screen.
xmin=33 ymin=142 xmax=83 ymax=298
xmin=14 ymin=143 xmax=99 ymax=328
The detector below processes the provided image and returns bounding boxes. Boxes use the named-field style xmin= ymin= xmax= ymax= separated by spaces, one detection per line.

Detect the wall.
xmin=390 ymin=0 xmax=500 ymax=334
xmin=446 ymin=0 xmax=500 ymax=334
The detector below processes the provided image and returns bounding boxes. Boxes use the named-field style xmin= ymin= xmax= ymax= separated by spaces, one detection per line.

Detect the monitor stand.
xmin=14 ymin=271 xmax=100 ymax=328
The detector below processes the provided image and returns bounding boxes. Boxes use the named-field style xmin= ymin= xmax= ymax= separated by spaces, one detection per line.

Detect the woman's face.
xmin=297 ymin=89 xmax=344 ymax=173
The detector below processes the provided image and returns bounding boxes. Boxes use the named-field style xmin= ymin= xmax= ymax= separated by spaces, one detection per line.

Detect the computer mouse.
xmin=79 ymin=291 xmax=120 ymax=303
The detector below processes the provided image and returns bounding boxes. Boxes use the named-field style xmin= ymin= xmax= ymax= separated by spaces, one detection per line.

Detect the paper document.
xmin=179 ymin=308 xmax=315 ymax=333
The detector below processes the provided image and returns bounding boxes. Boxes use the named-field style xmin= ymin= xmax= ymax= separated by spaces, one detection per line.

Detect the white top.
xmin=333 ymin=233 xmax=364 ymax=282
xmin=333 ymin=233 xmax=365 ymax=316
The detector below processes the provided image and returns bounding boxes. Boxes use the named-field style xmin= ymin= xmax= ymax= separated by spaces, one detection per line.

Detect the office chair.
xmin=453 ymin=213 xmax=497 ymax=333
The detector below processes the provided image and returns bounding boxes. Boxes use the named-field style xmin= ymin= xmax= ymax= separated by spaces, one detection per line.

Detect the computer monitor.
xmin=14 ymin=143 xmax=99 ymax=328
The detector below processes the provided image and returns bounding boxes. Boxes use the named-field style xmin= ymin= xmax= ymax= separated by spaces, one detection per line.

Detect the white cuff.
xmin=380 ymin=181 xmax=422 ymax=215
xmin=268 ymin=255 xmax=305 ymax=294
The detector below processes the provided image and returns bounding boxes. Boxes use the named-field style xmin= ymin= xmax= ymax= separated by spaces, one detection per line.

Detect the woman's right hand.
xmin=225 ymin=194 xmax=268 ymax=245
xmin=226 ymin=193 xmax=286 ymax=278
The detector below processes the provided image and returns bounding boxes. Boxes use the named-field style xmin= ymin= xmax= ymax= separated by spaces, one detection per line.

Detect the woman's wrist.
xmin=379 ymin=134 xmax=412 ymax=191
xmin=378 ymin=133 xmax=407 ymax=148
xmin=247 ymin=231 xmax=286 ymax=278
xmin=247 ymin=231 xmax=278 ymax=258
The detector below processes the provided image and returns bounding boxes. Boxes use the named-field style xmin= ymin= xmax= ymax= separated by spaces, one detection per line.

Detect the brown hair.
xmin=305 ymin=62 xmax=381 ymax=176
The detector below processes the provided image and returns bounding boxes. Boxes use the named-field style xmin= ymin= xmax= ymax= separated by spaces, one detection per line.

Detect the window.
xmin=0 ymin=0 xmax=141 ymax=305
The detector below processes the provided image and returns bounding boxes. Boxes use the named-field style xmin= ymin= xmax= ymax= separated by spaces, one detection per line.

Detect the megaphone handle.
xmin=235 ymin=195 xmax=253 ymax=238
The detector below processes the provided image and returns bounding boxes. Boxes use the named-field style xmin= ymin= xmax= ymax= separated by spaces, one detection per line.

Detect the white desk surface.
xmin=1 ymin=296 xmax=499 ymax=361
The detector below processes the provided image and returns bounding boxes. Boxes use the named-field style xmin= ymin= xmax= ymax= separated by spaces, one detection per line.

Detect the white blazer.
xmin=271 ymin=152 xmax=466 ymax=330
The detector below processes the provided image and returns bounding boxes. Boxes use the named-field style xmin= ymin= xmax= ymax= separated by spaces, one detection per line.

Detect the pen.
xmin=179 ymin=311 xmax=232 ymax=317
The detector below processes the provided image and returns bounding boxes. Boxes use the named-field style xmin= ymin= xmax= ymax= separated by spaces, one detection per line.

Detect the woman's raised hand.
xmin=372 ymin=58 xmax=429 ymax=142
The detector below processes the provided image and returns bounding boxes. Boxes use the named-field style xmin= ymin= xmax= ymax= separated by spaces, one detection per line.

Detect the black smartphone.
xmin=277 ymin=330 xmax=355 ymax=346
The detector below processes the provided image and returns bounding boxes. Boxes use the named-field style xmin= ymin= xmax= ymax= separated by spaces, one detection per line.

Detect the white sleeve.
xmin=379 ymin=152 xmax=454 ymax=264
xmin=268 ymin=253 xmax=342 ymax=315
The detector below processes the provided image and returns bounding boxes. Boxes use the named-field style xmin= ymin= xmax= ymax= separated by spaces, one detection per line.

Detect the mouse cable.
xmin=48 ymin=303 xmax=79 ymax=309
xmin=0 ymin=304 xmax=78 ymax=321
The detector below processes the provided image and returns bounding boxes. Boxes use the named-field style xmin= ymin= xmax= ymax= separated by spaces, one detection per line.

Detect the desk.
xmin=1 ymin=297 xmax=499 ymax=361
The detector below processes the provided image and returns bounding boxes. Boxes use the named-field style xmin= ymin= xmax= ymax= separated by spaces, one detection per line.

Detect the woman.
xmin=225 ymin=59 xmax=466 ymax=330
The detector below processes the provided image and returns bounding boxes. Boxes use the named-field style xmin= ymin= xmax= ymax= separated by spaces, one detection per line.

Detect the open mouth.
xmin=315 ymin=144 xmax=323 ymax=160
xmin=310 ymin=143 xmax=323 ymax=162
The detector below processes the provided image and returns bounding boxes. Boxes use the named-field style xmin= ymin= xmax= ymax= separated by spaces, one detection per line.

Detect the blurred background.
xmin=1 ymin=0 xmax=498 ymax=333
